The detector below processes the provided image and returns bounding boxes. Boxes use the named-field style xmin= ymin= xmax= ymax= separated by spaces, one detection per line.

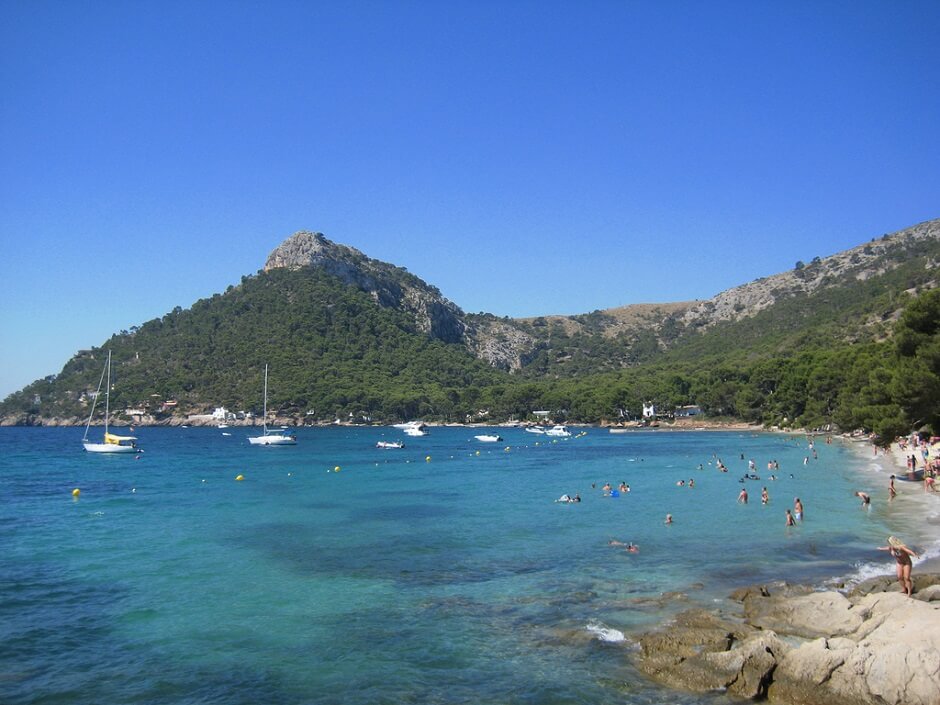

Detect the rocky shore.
xmin=633 ymin=575 xmax=940 ymax=705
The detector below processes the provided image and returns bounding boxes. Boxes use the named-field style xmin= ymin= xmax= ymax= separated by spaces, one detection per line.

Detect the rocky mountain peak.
xmin=263 ymin=230 xmax=468 ymax=345
xmin=264 ymin=231 xmax=367 ymax=273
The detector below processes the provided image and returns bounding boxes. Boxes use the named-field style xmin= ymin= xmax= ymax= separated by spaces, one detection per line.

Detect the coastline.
xmin=630 ymin=432 xmax=940 ymax=705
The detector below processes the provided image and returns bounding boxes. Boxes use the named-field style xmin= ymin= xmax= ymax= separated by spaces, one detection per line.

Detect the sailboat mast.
xmin=104 ymin=350 xmax=111 ymax=436
xmin=263 ymin=364 xmax=268 ymax=433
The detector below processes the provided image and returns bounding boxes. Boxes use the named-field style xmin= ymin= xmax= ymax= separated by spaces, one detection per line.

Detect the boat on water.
xmin=395 ymin=421 xmax=429 ymax=437
xmin=248 ymin=365 xmax=297 ymax=446
xmin=82 ymin=350 xmax=138 ymax=454
xmin=524 ymin=427 xmax=546 ymax=435
xmin=545 ymin=425 xmax=572 ymax=437
xmin=376 ymin=441 xmax=404 ymax=449
xmin=474 ymin=434 xmax=503 ymax=442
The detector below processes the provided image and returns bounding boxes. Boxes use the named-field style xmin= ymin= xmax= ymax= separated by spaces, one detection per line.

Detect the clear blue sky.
xmin=2 ymin=1 xmax=938 ymax=399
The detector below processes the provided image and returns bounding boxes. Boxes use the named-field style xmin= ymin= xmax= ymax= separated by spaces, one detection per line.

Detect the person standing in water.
xmin=793 ymin=497 xmax=803 ymax=520
xmin=889 ymin=475 xmax=897 ymax=500
xmin=785 ymin=509 xmax=795 ymax=526
xmin=738 ymin=488 xmax=748 ymax=504
xmin=878 ymin=536 xmax=919 ymax=596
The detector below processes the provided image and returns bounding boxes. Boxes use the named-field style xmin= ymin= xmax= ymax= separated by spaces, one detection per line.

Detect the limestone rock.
xmin=743 ymin=591 xmax=863 ymax=639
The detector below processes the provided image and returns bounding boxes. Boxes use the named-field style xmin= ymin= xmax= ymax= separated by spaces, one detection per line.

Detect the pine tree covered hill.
xmin=2 ymin=218 xmax=939 ymax=440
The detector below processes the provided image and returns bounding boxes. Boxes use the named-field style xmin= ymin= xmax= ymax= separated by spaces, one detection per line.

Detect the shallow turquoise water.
xmin=0 ymin=426 xmax=925 ymax=704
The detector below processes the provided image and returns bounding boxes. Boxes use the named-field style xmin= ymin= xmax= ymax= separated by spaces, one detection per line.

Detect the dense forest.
xmin=2 ymin=226 xmax=939 ymax=445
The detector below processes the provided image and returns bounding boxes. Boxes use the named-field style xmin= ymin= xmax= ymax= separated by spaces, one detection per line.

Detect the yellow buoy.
xmin=235 ymin=474 xmax=244 ymax=481
xmin=71 ymin=488 xmax=81 ymax=497
xmin=425 ymin=456 xmax=431 ymax=462
xmin=334 ymin=466 xmax=341 ymax=472
xmin=475 ymin=450 xmax=480 ymax=456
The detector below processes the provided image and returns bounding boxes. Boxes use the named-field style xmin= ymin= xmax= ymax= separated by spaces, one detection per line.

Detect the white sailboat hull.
xmin=83 ymin=442 xmax=137 ymax=453
xmin=248 ymin=433 xmax=296 ymax=445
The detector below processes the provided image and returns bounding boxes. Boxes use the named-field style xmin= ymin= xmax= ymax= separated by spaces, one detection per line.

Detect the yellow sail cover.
xmin=105 ymin=432 xmax=137 ymax=444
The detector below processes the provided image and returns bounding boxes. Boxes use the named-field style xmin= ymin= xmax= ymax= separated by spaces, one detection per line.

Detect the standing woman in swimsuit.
xmin=878 ymin=536 xmax=918 ymax=596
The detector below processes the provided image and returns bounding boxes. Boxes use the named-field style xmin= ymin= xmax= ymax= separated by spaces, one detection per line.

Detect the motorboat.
xmin=248 ymin=365 xmax=297 ymax=446
xmin=474 ymin=434 xmax=503 ymax=442
xmin=525 ymin=427 xmax=546 ymax=435
xmin=376 ymin=441 xmax=404 ymax=449
xmin=82 ymin=350 xmax=138 ymax=454
xmin=400 ymin=422 xmax=429 ymax=437
xmin=545 ymin=425 xmax=572 ymax=437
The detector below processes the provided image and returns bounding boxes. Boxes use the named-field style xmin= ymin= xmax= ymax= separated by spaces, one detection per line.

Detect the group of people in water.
xmin=557 ymin=435 xmax=928 ymax=597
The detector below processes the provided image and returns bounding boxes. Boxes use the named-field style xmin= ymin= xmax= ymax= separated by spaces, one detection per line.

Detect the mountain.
xmin=2 ymin=218 xmax=938 ymax=433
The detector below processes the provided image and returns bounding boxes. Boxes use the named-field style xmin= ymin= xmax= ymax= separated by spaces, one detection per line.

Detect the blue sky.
xmin=1 ymin=0 xmax=938 ymax=399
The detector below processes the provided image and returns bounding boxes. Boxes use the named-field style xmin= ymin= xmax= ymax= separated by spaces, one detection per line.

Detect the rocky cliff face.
xmin=265 ymin=231 xmax=467 ymax=344
xmin=262 ymin=219 xmax=940 ymax=373
xmin=675 ymin=218 xmax=940 ymax=330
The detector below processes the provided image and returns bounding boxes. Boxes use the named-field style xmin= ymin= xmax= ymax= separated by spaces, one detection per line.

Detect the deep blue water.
xmin=0 ymin=426 xmax=925 ymax=704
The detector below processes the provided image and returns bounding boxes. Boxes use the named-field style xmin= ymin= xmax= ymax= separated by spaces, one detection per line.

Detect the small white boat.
xmin=82 ymin=350 xmax=138 ymax=454
xmin=525 ymin=427 xmax=546 ymax=435
xmin=376 ymin=441 xmax=404 ymax=449
xmin=395 ymin=421 xmax=429 ymax=436
xmin=545 ymin=425 xmax=572 ymax=437
xmin=248 ymin=365 xmax=297 ymax=446
xmin=474 ymin=434 xmax=503 ymax=442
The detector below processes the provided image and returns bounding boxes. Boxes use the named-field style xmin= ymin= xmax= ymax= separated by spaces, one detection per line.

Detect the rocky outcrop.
xmin=633 ymin=575 xmax=940 ymax=705
xmin=676 ymin=218 xmax=940 ymax=331
xmin=265 ymin=231 xmax=467 ymax=344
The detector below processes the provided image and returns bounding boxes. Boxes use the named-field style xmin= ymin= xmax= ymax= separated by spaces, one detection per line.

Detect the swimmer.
xmin=738 ymin=488 xmax=748 ymax=504
xmin=688 ymin=479 xmax=694 ymax=488
xmin=855 ymin=491 xmax=871 ymax=508
xmin=676 ymin=480 xmax=685 ymax=486
xmin=665 ymin=513 xmax=673 ymax=525
xmin=608 ymin=540 xmax=639 ymax=553
xmin=761 ymin=487 xmax=769 ymax=505
xmin=618 ymin=482 xmax=627 ymax=493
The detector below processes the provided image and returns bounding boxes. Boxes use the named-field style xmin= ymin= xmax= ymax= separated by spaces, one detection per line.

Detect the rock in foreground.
xmin=633 ymin=576 xmax=940 ymax=705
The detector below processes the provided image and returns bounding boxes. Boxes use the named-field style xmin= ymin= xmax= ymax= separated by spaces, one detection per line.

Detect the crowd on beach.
xmin=896 ymin=432 xmax=940 ymax=491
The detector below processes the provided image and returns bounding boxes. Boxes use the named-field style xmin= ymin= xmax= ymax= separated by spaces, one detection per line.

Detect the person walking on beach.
xmin=878 ymin=536 xmax=919 ymax=597
xmin=793 ymin=497 xmax=803 ymax=521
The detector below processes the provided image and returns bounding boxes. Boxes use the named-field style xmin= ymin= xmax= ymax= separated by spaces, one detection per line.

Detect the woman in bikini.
xmin=878 ymin=536 xmax=918 ymax=596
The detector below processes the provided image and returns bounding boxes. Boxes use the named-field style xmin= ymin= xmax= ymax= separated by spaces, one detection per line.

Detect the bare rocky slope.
xmin=264 ymin=219 xmax=940 ymax=373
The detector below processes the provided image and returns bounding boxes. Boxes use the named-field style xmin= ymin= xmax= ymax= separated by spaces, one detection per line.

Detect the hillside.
xmin=1 ymin=218 xmax=938 ymax=434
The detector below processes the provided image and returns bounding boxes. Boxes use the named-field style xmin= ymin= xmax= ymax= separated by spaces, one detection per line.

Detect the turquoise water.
xmin=1 ymin=427 xmax=928 ymax=704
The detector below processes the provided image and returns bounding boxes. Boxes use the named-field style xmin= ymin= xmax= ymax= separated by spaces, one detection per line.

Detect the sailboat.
xmin=248 ymin=364 xmax=297 ymax=446
xmin=82 ymin=350 xmax=138 ymax=453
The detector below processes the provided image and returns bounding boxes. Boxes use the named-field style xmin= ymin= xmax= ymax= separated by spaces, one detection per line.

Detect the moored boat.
xmin=248 ymin=365 xmax=297 ymax=446
xmin=82 ymin=350 xmax=138 ymax=454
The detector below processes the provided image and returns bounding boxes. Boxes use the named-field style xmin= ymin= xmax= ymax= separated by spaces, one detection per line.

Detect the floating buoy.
xmin=235 ymin=474 xmax=244 ymax=481
xmin=334 ymin=466 xmax=341 ymax=472
xmin=504 ymin=446 xmax=511 ymax=452
xmin=287 ymin=472 xmax=292 ymax=477
xmin=475 ymin=450 xmax=480 ymax=456
xmin=131 ymin=488 xmax=136 ymax=493
xmin=71 ymin=488 xmax=80 ymax=497
xmin=425 ymin=456 xmax=431 ymax=463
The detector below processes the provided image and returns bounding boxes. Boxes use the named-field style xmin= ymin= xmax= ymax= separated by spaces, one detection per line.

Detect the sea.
xmin=2 ymin=426 xmax=938 ymax=705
